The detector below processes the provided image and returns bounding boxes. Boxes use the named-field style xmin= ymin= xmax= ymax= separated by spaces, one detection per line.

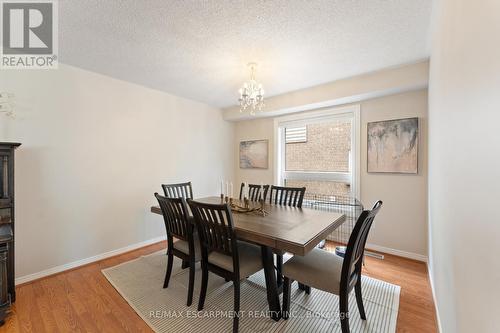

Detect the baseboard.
xmin=365 ymin=243 xmax=428 ymax=262
xmin=427 ymin=264 xmax=443 ymax=333
xmin=15 ymin=236 xmax=167 ymax=285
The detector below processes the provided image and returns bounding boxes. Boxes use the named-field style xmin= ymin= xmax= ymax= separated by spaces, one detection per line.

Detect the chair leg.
xmin=163 ymin=252 xmax=173 ymax=288
xmin=186 ymin=261 xmax=195 ymax=306
xmin=233 ymin=280 xmax=240 ymax=333
xmin=339 ymin=292 xmax=350 ymax=333
xmin=198 ymin=262 xmax=209 ymax=311
xmin=282 ymin=277 xmax=291 ymax=319
xmin=355 ymin=279 xmax=366 ymax=320
xmin=276 ymin=254 xmax=283 ymax=288
xmin=181 ymin=260 xmax=189 ymax=269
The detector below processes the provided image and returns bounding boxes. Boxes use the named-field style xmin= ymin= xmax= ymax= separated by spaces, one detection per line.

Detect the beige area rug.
xmin=102 ymin=251 xmax=400 ymax=333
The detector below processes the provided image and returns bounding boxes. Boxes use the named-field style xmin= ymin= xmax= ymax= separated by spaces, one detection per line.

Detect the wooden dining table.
xmin=151 ymin=196 xmax=345 ymax=320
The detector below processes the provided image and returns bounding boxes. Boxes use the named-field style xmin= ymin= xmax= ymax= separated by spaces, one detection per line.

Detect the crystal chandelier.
xmin=238 ymin=63 xmax=265 ymax=115
xmin=0 ymin=92 xmax=15 ymax=118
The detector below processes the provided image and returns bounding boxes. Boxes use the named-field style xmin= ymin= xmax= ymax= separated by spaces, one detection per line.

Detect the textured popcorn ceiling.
xmin=59 ymin=0 xmax=432 ymax=108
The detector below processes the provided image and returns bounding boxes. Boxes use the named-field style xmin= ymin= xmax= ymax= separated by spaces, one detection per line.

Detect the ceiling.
xmin=59 ymin=0 xmax=432 ymax=108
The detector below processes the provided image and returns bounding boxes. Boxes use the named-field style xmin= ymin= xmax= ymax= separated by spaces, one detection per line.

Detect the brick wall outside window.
xmin=285 ymin=120 xmax=352 ymax=196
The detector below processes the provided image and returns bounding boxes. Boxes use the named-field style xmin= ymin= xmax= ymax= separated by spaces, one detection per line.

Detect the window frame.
xmin=273 ymin=105 xmax=361 ymax=199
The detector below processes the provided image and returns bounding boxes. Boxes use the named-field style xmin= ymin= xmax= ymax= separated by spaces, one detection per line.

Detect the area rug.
xmin=102 ymin=251 xmax=400 ymax=333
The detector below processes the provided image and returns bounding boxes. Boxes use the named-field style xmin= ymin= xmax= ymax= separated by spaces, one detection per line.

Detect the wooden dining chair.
xmin=162 ymin=181 xmax=193 ymax=199
xmin=281 ymin=201 xmax=383 ymax=333
xmin=239 ymin=183 xmax=270 ymax=201
xmin=154 ymin=193 xmax=200 ymax=306
xmin=268 ymin=185 xmax=306 ymax=208
xmin=268 ymin=185 xmax=306 ymax=287
xmin=188 ymin=200 xmax=264 ymax=333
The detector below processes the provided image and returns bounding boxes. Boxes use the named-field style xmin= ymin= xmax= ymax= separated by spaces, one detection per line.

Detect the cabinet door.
xmin=0 ymin=152 xmax=9 ymax=201
xmin=0 ymin=152 xmax=10 ymax=224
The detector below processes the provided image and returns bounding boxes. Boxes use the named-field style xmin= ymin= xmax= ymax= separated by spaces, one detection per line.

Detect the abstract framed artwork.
xmin=367 ymin=117 xmax=419 ymax=174
xmin=239 ymin=140 xmax=269 ymax=169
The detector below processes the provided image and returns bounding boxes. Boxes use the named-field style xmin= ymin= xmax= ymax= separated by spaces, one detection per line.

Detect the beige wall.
xmin=428 ymin=0 xmax=500 ymax=332
xmin=0 ymin=64 xmax=234 ymax=281
xmin=234 ymin=89 xmax=428 ymax=259
xmin=225 ymin=61 xmax=429 ymax=121
xmin=235 ymin=118 xmax=275 ymax=187
xmin=360 ymin=90 xmax=428 ymax=258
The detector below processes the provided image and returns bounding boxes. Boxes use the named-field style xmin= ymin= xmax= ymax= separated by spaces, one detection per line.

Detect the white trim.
xmin=284 ymin=171 xmax=351 ymax=183
xmin=365 ymin=243 xmax=428 ymax=262
xmin=427 ymin=264 xmax=443 ymax=333
xmin=274 ymin=104 xmax=357 ymax=125
xmin=15 ymin=235 xmax=167 ymax=285
xmin=352 ymin=106 xmax=361 ymax=199
xmin=273 ymin=104 xmax=361 ymax=198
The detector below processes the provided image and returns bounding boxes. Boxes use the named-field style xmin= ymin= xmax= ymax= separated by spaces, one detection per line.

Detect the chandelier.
xmin=0 ymin=92 xmax=14 ymax=118
xmin=238 ymin=63 xmax=265 ymax=115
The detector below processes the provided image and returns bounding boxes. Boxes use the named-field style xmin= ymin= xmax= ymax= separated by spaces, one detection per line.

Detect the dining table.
xmin=151 ymin=196 xmax=345 ymax=321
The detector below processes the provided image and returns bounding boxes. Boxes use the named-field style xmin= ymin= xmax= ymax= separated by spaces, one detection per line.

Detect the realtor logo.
xmin=1 ymin=0 xmax=58 ymax=69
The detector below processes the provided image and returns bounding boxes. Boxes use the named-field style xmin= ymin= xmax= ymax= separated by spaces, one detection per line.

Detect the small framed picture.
xmin=239 ymin=140 xmax=269 ymax=169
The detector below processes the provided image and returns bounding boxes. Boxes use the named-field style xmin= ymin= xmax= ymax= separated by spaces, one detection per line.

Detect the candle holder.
xmin=259 ymin=199 xmax=268 ymax=216
xmin=220 ymin=193 xmax=224 ymax=203
xmin=228 ymin=198 xmax=268 ymax=216
xmin=225 ymin=196 xmax=229 ymax=204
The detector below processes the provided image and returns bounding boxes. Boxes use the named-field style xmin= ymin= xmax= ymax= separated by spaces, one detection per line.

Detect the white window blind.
xmin=285 ymin=126 xmax=307 ymax=143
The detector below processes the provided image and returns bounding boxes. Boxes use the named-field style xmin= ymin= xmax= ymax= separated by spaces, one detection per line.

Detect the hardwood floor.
xmin=325 ymin=242 xmax=438 ymax=333
xmin=0 ymin=241 xmax=437 ymax=333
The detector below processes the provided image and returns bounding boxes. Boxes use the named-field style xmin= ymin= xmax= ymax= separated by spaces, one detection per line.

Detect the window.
xmin=275 ymin=106 xmax=360 ymax=198
xmin=285 ymin=126 xmax=307 ymax=143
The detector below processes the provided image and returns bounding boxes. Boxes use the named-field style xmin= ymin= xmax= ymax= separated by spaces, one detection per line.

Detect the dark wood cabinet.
xmin=0 ymin=142 xmax=20 ymax=323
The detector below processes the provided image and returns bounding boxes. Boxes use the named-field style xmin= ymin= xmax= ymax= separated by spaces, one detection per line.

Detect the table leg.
xmin=276 ymin=254 xmax=283 ymax=292
xmin=261 ymin=246 xmax=281 ymax=321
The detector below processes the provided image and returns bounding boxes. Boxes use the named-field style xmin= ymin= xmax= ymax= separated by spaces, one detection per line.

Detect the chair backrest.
xmin=268 ymin=185 xmax=306 ymax=208
xmin=188 ymin=200 xmax=238 ymax=259
xmin=155 ymin=193 xmax=192 ymax=242
xmin=239 ymin=183 xmax=270 ymax=201
xmin=162 ymin=181 xmax=193 ymax=199
xmin=340 ymin=201 xmax=383 ymax=292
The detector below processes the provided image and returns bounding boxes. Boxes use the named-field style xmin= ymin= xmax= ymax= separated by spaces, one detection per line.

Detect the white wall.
xmin=428 ymin=0 xmax=500 ymax=332
xmin=0 ymin=64 xmax=234 ymax=281
xmin=234 ymin=89 xmax=428 ymax=259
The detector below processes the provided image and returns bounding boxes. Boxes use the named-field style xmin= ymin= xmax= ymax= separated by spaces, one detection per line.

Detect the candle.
xmin=260 ymin=182 xmax=264 ymax=200
xmin=245 ymin=182 xmax=250 ymax=199
xmin=230 ymin=182 xmax=234 ymax=198
xmin=226 ymin=182 xmax=229 ymax=198
xmin=220 ymin=180 xmax=224 ymax=195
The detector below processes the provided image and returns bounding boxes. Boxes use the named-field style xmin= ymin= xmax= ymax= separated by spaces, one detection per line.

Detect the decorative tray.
xmin=222 ymin=197 xmax=268 ymax=216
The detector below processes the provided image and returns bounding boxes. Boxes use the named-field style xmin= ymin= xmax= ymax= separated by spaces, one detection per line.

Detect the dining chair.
xmin=188 ymin=200 xmax=264 ymax=333
xmin=268 ymin=185 xmax=306 ymax=287
xmin=161 ymin=181 xmax=193 ymax=199
xmin=268 ymin=185 xmax=306 ymax=207
xmin=281 ymin=201 xmax=383 ymax=333
xmin=239 ymin=183 xmax=270 ymax=201
xmin=154 ymin=193 xmax=200 ymax=306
